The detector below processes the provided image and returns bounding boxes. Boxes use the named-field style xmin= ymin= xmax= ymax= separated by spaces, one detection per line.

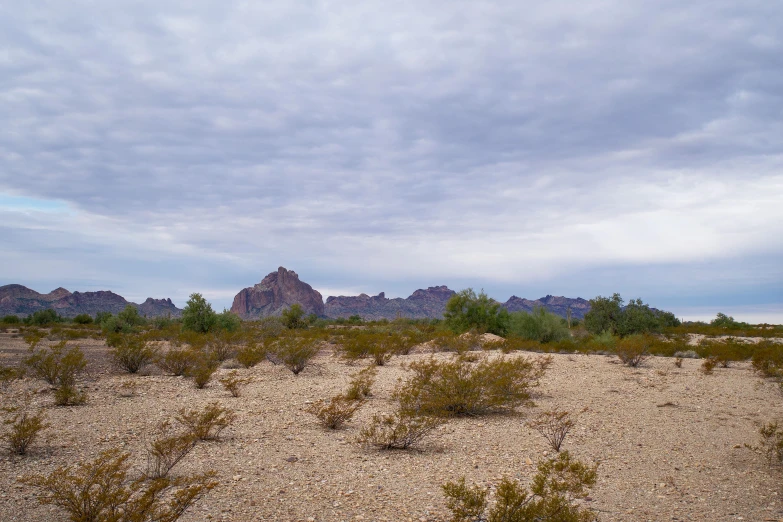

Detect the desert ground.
xmin=2 ymin=331 xmax=783 ymax=522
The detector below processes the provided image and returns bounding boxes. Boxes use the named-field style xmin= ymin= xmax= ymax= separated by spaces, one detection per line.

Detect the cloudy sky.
xmin=1 ymin=1 xmax=781 ymax=322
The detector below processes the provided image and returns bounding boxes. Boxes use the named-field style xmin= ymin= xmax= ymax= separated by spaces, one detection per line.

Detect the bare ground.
xmin=1 ymin=332 xmax=783 ymax=522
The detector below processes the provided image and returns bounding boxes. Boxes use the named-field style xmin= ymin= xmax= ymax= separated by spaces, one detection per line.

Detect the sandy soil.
xmin=2 ymin=331 xmax=783 ymax=522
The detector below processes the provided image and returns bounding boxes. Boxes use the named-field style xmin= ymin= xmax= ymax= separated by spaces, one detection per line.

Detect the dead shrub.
xmin=528 ymin=409 xmax=575 ymax=452
xmin=21 ymin=448 xmax=217 ymax=522
xmin=674 ymin=357 xmax=683 ymax=368
xmin=758 ymin=421 xmax=783 ymax=465
xmin=306 ymin=394 xmax=364 ymax=429
xmin=144 ymin=421 xmax=198 ymax=479
xmin=358 ymin=411 xmax=444 ymax=450
xmin=2 ymin=409 xmax=48 ymax=455
xmin=0 ymin=364 xmax=21 ymax=390
xmin=396 ymin=355 xmax=547 ymax=417
xmin=615 ymin=335 xmax=650 ymax=367
xmin=156 ymin=348 xmax=197 ymax=376
xmin=701 ymin=356 xmax=717 ymax=375
xmin=218 ymin=371 xmax=252 ymax=397
xmin=109 ymin=334 xmax=158 ymax=374
xmin=117 ymin=379 xmax=139 ymax=398
xmin=442 ymin=450 xmax=598 ymax=522
xmin=175 ymin=402 xmax=235 ymax=441
xmin=345 ymin=366 xmax=377 ymax=401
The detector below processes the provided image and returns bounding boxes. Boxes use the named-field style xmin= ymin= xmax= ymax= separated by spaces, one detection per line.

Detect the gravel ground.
xmin=2 ymin=331 xmax=783 ymax=522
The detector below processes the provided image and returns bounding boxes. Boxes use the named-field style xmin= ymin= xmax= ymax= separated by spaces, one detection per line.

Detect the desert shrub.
xmin=175 ymin=402 xmax=235 ymax=441
xmin=0 ymin=364 xmax=21 ymax=390
xmin=508 ymin=308 xmax=571 ymax=344
xmin=2 ymin=314 xmax=21 ymax=324
xmin=281 ymin=304 xmax=307 ymax=329
xmin=156 ymin=348 xmax=197 ymax=376
xmin=21 ymin=448 xmax=217 ymax=522
xmin=358 ymin=411 xmax=444 ymax=450
xmin=175 ymin=330 xmax=209 ymax=351
xmin=71 ymin=314 xmax=93 ymax=325
xmin=444 ymin=288 xmax=509 ymax=336
xmin=218 ymin=371 xmax=251 ymax=397
xmin=236 ymin=341 xmax=266 ymax=368
xmin=674 ymin=357 xmax=683 ymax=368
xmin=101 ymin=305 xmax=146 ymax=334
xmin=269 ymin=334 xmax=320 ymax=375
xmin=699 ymin=337 xmax=753 ymax=367
xmin=2 ymin=409 xmax=48 ymax=455
xmin=25 ymin=309 xmax=63 ymax=326
xmin=215 ymin=309 xmax=241 ymax=332
xmin=586 ymin=330 xmax=617 ymax=353
xmin=701 ymin=357 xmax=717 ymax=375
xmin=54 ymin=384 xmax=88 ymax=406
xmin=109 ymin=335 xmax=158 ymax=374
xmin=758 ymin=421 xmax=783 ymax=465
xmin=752 ymin=341 xmax=783 ymax=379
xmin=205 ymin=331 xmax=239 ymax=362
xmin=528 ymin=409 xmax=575 ymax=452
xmin=144 ymin=421 xmax=198 ymax=479
xmin=341 ymin=331 xmax=406 ymax=365
xmin=23 ymin=340 xmax=86 ymax=386
xmin=442 ymin=450 xmax=598 ymax=522
xmin=615 ymin=335 xmax=650 ymax=367
xmin=711 ymin=312 xmax=745 ymax=329
xmin=345 ymin=366 xmax=377 ymax=401
xmin=431 ymin=331 xmax=483 ymax=354
xmin=306 ymin=394 xmax=364 ymax=429
xmin=189 ymin=355 xmax=219 ymax=389
xmin=397 ymin=355 xmax=547 ymax=417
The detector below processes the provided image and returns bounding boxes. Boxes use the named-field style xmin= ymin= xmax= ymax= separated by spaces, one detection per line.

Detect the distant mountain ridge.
xmin=230 ymin=267 xmax=592 ymax=321
xmin=0 ymin=284 xmax=182 ymax=318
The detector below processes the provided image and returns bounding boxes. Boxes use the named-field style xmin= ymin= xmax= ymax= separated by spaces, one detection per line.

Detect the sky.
xmin=1 ymin=1 xmax=782 ymax=323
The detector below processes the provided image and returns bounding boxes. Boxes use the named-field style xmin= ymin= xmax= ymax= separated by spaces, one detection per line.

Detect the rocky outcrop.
xmin=503 ymin=295 xmax=591 ymax=319
xmin=324 ymin=286 xmax=456 ymax=320
xmin=0 ymin=284 xmax=182 ymax=318
xmin=230 ymin=267 xmax=324 ymax=320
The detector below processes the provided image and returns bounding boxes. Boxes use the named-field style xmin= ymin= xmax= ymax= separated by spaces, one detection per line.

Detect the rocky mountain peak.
xmin=231 ymin=267 xmax=324 ymax=320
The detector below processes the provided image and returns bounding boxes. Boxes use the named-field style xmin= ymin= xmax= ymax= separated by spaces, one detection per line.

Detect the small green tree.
xmin=281 ymin=304 xmax=306 ymax=329
xmin=444 ymin=289 xmax=509 ymax=336
xmin=72 ymin=314 xmax=93 ymax=325
xmin=215 ymin=309 xmax=241 ymax=332
xmin=584 ymin=293 xmax=623 ymax=335
xmin=181 ymin=293 xmax=217 ymax=334
xmin=24 ymin=309 xmax=63 ymax=326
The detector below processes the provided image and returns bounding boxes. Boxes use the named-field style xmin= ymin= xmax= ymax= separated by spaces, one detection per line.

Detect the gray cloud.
xmin=1 ymin=1 xmax=782 ymax=319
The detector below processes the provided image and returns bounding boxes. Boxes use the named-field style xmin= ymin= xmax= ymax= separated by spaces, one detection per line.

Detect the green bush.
xmin=215 ymin=309 xmax=241 ymax=332
xmin=396 ymin=355 xmax=548 ymax=417
xmin=444 ymin=288 xmax=509 ymax=336
xmin=236 ymin=342 xmax=266 ymax=368
xmin=615 ymin=335 xmax=651 ymax=367
xmin=281 ymin=304 xmax=307 ymax=329
xmin=175 ymin=402 xmax=235 ymax=441
xmin=358 ymin=411 xmax=444 ymax=450
xmin=24 ymin=309 xmax=63 ymax=326
xmin=101 ymin=305 xmax=146 ymax=334
xmin=584 ymin=294 xmax=679 ymax=337
xmin=306 ymin=394 xmax=364 ymax=429
xmin=2 ymin=315 xmax=21 ymax=324
xmin=72 ymin=314 xmax=93 ymax=325
xmin=752 ymin=341 xmax=783 ymax=380
xmin=442 ymin=451 xmax=598 ymax=522
xmin=508 ymin=308 xmax=571 ymax=344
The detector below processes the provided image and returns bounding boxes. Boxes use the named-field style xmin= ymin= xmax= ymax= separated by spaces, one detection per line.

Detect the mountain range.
xmin=2 ymin=267 xmax=593 ymax=321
